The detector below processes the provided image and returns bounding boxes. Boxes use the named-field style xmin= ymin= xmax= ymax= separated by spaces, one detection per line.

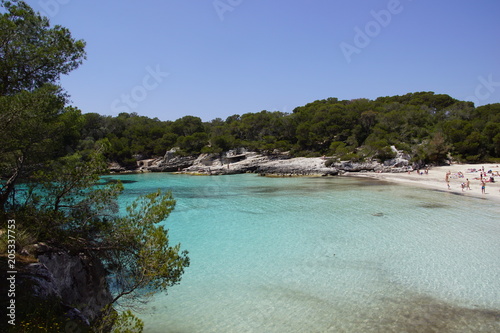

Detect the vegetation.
xmin=71 ymin=94 xmax=500 ymax=167
xmin=1 ymin=2 xmax=188 ymax=332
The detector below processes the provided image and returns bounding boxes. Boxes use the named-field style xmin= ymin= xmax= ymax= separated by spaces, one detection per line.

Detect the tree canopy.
xmin=69 ymin=93 xmax=499 ymax=166
xmin=0 ymin=0 xmax=86 ymax=95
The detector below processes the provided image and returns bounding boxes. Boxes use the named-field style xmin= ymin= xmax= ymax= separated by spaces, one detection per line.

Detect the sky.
xmin=21 ymin=0 xmax=500 ymax=121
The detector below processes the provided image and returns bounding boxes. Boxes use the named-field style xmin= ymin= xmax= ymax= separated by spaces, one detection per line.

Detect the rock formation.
xmin=16 ymin=245 xmax=112 ymax=327
xmin=118 ymin=147 xmax=413 ymax=176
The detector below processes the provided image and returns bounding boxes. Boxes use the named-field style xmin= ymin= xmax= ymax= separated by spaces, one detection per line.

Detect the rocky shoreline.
xmin=111 ymin=147 xmax=413 ymax=177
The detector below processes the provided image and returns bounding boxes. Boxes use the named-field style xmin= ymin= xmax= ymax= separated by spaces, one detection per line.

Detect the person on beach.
xmin=481 ymin=180 xmax=486 ymax=194
xmin=466 ymin=178 xmax=471 ymax=190
xmin=445 ymin=171 xmax=451 ymax=190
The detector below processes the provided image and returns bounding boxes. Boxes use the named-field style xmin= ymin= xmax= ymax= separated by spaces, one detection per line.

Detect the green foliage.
xmin=13 ymin=142 xmax=190 ymax=305
xmin=58 ymin=93 xmax=498 ymax=167
xmin=412 ymin=132 xmax=451 ymax=164
xmin=172 ymin=115 xmax=204 ymax=136
xmin=6 ymin=146 xmax=189 ymax=329
xmin=325 ymin=159 xmax=335 ymax=167
xmin=92 ymin=306 xmax=144 ymax=333
xmin=12 ymin=296 xmax=89 ymax=333
xmin=176 ymin=132 xmax=209 ymax=154
xmin=329 ymin=141 xmax=348 ymax=156
xmin=0 ymin=0 xmax=86 ymax=210
xmin=363 ymin=137 xmax=395 ymax=161
xmin=110 ymin=310 xmax=144 ymax=333
xmin=108 ymin=190 xmax=189 ymax=305
xmin=0 ymin=84 xmax=68 ymax=210
xmin=0 ymin=0 xmax=86 ymax=95
xmin=0 ymin=3 xmax=190 ymax=332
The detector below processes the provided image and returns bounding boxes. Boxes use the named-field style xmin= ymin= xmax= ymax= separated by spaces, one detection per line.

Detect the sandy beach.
xmin=347 ymin=163 xmax=500 ymax=203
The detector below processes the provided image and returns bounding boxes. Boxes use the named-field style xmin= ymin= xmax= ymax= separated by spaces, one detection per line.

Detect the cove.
xmin=107 ymin=173 xmax=500 ymax=332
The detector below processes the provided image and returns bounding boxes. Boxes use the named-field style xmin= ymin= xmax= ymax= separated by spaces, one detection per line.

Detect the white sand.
xmin=346 ymin=163 xmax=500 ymax=203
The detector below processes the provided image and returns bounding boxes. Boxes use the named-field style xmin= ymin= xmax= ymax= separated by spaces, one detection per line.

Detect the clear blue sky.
xmin=24 ymin=0 xmax=500 ymax=121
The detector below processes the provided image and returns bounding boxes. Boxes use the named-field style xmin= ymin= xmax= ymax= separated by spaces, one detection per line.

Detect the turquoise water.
xmin=109 ymin=173 xmax=500 ymax=332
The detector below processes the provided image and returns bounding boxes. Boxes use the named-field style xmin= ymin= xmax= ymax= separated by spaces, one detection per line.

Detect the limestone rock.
xmin=17 ymin=246 xmax=112 ymax=326
xmin=183 ymin=153 xmax=338 ymax=176
xmin=37 ymin=251 xmax=112 ymax=322
xmin=109 ymin=146 xmax=414 ymax=175
xmin=334 ymin=161 xmax=383 ymax=172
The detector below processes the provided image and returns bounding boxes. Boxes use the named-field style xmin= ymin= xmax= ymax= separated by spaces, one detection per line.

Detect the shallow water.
xmin=108 ymin=173 xmax=500 ymax=332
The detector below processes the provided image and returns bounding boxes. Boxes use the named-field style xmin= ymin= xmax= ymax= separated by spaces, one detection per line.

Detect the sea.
xmin=107 ymin=173 xmax=500 ymax=333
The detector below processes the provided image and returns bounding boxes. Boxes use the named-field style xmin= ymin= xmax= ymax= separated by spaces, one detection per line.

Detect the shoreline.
xmin=112 ymin=157 xmax=500 ymax=203
xmin=345 ymin=163 xmax=500 ymax=203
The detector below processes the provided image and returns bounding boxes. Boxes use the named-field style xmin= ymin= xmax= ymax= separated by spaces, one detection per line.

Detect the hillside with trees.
xmin=72 ymin=93 xmax=500 ymax=168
